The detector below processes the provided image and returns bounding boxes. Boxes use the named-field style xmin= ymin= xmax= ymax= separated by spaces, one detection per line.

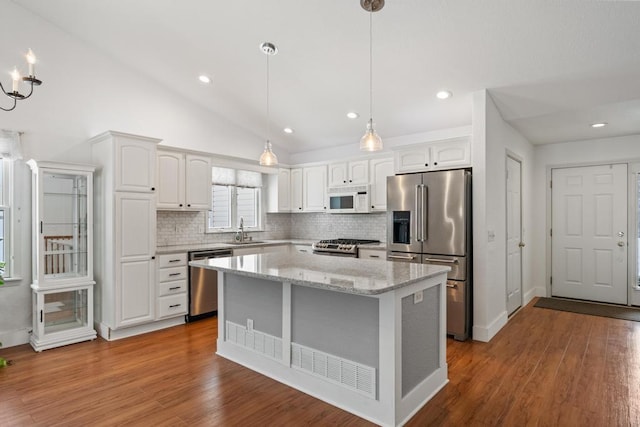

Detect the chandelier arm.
xmin=20 ymin=81 xmax=35 ymax=100
xmin=0 ymin=82 xmax=18 ymax=111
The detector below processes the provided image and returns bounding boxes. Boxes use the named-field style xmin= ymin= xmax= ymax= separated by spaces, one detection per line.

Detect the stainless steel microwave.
xmin=327 ymin=185 xmax=371 ymax=213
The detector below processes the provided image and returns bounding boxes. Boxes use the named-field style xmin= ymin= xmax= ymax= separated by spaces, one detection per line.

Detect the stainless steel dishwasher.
xmin=187 ymin=248 xmax=233 ymax=322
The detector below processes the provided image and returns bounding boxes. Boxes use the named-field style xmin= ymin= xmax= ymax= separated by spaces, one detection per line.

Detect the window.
xmin=0 ymin=158 xmax=11 ymax=277
xmin=208 ymin=167 xmax=262 ymax=232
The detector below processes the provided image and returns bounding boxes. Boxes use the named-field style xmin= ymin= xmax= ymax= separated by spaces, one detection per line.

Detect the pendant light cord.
xmin=369 ymin=8 xmax=373 ymax=123
xmin=266 ymin=50 xmax=271 ymax=144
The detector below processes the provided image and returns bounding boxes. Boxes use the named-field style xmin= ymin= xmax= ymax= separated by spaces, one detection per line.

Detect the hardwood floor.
xmin=2 ymin=298 xmax=639 ymax=426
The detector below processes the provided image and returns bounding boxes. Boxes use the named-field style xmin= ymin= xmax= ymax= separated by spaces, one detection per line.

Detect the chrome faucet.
xmin=237 ymin=217 xmax=246 ymax=242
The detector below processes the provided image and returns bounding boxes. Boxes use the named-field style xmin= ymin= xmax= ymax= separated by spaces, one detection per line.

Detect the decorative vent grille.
xmin=291 ymin=342 xmax=376 ymax=399
xmin=225 ymin=321 xmax=283 ymax=361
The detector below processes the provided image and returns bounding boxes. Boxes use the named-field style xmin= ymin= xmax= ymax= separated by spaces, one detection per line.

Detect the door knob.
xmin=518 ymin=242 xmax=525 ymax=248
xmin=618 ymin=241 xmax=625 ymax=247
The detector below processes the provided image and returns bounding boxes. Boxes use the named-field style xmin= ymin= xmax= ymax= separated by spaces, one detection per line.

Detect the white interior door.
xmin=506 ymin=156 xmax=523 ymax=315
xmin=551 ymin=164 xmax=627 ymax=304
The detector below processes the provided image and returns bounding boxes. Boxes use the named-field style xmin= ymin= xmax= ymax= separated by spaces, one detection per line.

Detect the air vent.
xmin=291 ymin=342 xmax=376 ymax=399
xmin=225 ymin=321 xmax=283 ymax=361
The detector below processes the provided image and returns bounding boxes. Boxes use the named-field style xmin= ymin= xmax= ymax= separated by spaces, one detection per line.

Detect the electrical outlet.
xmin=247 ymin=318 xmax=254 ymax=331
xmin=413 ymin=290 xmax=423 ymax=304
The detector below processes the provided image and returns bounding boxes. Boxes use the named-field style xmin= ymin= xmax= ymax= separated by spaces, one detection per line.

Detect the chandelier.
xmin=1 ymin=49 xmax=42 ymax=112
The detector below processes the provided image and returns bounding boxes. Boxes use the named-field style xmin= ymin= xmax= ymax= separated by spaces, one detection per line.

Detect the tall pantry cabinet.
xmin=90 ymin=131 xmax=163 ymax=340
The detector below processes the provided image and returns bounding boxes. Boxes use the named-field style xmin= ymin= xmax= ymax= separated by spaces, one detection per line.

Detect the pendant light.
xmin=259 ymin=42 xmax=278 ymax=166
xmin=359 ymin=0 xmax=384 ymax=152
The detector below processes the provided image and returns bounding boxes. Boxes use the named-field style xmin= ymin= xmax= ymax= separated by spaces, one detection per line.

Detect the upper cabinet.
xmin=290 ymin=168 xmax=303 ymax=212
xmin=115 ymin=138 xmax=157 ymax=192
xmin=28 ymin=161 xmax=96 ymax=288
xmin=394 ymin=137 xmax=471 ymax=174
xmin=156 ymin=149 xmax=211 ymax=211
xmin=369 ymin=157 xmax=394 ymax=211
xmin=328 ymin=160 xmax=369 ymax=187
xmin=267 ymin=168 xmax=291 ymax=213
xmin=302 ymin=165 xmax=327 ymax=212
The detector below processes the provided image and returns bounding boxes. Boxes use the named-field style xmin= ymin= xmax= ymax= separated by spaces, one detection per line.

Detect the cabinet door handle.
xmin=169 ymin=286 xmax=181 ymax=291
xmin=40 ymin=221 xmax=43 ymax=234
xmin=369 ymin=254 xmax=380 ymax=258
xmin=151 ymin=256 xmax=156 ymax=260
xmin=40 ymin=310 xmax=43 ymax=323
xmin=179 ymin=204 xmax=183 ymax=207
xmin=168 ymin=259 xmax=181 ymax=263
xmin=169 ymin=272 xmax=182 ymax=277
xmin=169 ymin=304 xmax=181 ymax=308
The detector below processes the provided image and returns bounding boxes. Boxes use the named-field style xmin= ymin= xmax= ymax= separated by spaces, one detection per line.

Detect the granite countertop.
xmin=156 ymin=239 xmax=315 ymax=254
xmin=189 ymin=246 xmax=449 ymax=295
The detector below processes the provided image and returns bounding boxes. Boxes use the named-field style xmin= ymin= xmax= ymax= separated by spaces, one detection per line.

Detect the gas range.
xmin=312 ymin=238 xmax=381 ymax=257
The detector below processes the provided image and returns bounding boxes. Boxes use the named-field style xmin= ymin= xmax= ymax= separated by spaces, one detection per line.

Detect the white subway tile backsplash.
xmin=156 ymin=211 xmax=386 ymax=247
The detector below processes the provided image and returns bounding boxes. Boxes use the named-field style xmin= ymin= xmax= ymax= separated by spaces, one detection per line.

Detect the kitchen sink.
xmin=226 ymin=240 xmax=265 ymax=245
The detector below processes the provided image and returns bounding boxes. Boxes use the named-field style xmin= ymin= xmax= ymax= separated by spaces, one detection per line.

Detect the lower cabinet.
xmin=30 ymin=284 xmax=97 ymax=352
xmin=358 ymin=248 xmax=386 ymax=260
xmin=157 ymin=253 xmax=188 ymax=320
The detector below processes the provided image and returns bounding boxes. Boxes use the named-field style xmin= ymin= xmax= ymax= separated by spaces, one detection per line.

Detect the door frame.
xmin=505 ymin=151 xmax=523 ymax=315
xmin=546 ymin=160 xmax=633 ymax=303
xmin=628 ymin=163 xmax=640 ymax=306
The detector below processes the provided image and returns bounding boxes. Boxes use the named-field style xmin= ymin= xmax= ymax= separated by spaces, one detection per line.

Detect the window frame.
xmin=0 ymin=158 xmax=12 ymax=279
xmin=207 ymin=182 xmax=263 ymax=234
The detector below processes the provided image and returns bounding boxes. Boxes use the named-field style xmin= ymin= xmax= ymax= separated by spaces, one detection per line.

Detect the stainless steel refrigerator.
xmin=386 ymin=169 xmax=472 ymax=341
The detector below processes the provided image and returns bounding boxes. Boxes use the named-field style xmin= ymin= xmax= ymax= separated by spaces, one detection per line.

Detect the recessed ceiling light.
xmin=283 ymin=127 xmax=294 ymax=134
xmin=198 ymin=74 xmax=212 ymax=84
xmin=591 ymin=122 xmax=607 ymax=128
xmin=436 ymin=90 xmax=452 ymax=100
xmin=347 ymin=112 xmax=359 ymax=119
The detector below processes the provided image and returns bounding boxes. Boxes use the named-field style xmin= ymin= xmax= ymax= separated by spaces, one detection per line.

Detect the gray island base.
xmin=190 ymin=247 xmax=450 ymax=427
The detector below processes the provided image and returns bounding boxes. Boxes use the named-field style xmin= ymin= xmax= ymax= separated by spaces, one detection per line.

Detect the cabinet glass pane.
xmin=42 ymin=172 xmax=88 ymax=279
xmin=43 ymin=289 xmax=88 ymax=334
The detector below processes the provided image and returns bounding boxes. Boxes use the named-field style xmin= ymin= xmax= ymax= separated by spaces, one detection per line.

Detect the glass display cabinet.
xmin=27 ymin=160 xmax=97 ymax=351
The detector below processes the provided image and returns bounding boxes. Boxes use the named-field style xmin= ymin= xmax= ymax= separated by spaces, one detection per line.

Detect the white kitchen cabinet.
xmin=369 ymin=157 xmax=394 ymax=211
xmin=267 ymin=168 xmax=291 ymax=213
xmin=328 ymin=160 xmax=369 ymax=187
xmin=115 ymin=137 xmax=157 ymax=193
xmin=157 ymin=150 xmax=211 ymax=210
xmin=91 ymin=131 xmax=164 ymax=341
xmin=157 ymin=253 xmax=187 ymax=320
xmin=394 ymin=137 xmax=471 ymax=174
xmin=302 ymin=165 xmax=327 ymax=212
xmin=291 ymin=166 xmax=326 ymax=213
xmin=358 ymin=248 xmax=386 ymax=260
xmin=115 ymin=192 xmax=156 ymax=328
xmin=27 ymin=160 xmax=97 ymax=351
xmin=290 ymin=168 xmax=303 ymax=212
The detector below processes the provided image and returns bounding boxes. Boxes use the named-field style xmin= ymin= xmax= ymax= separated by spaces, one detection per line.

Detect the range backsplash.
xmin=156 ymin=211 xmax=386 ymax=247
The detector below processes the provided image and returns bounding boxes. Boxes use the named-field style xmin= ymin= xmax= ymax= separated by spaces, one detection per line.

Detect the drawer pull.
xmin=169 ymin=304 xmax=181 ymax=308
xmin=388 ymin=255 xmax=416 ymax=260
xmin=168 ymin=273 xmax=182 ymax=277
xmin=424 ymin=258 xmax=458 ymax=264
xmin=368 ymin=254 xmax=380 ymax=258
xmin=169 ymin=286 xmax=181 ymax=291
xmin=168 ymin=259 xmax=181 ymax=263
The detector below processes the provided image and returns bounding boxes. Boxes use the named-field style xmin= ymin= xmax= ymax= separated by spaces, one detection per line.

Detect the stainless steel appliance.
xmin=327 ymin=185 xmax=371 ymax=214
xmin=312 ymin=238 xmax=380 ymax=257
xmin=187 ymin=248 xmax=233 ymax=322
xmin=386 ymin=169 xmax=472 ymax=341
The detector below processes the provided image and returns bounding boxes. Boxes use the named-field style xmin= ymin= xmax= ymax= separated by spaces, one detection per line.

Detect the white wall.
xmin=532 ymin=134 xmax=640 ymax=303
xmin=471 ymin=90 xmax=535 ymax=342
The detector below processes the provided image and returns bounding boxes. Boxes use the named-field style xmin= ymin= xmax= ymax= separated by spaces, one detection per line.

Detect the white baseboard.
xmin=472 ymin=310 xmax=508 ymax=342
xmin=524 ymin=286 xmax=546 ymax=306
xmin=97 ymin=317 xmax=185 ymax=341
xmin=0 ymin=328 xmax=31 ymax=348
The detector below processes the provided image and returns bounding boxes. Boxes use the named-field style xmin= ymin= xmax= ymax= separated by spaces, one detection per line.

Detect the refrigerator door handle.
xmin=422 ymin=184 xmax=428 ymax=241
xmin=415 ymin=185 xmax=422 ymax=242
xmin=424 ymin=258 xmax=459 ymax=264
xmin=388 ymin=254 xmax=417 ymax=260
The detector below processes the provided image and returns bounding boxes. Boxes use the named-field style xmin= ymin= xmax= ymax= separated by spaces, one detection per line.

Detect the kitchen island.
xmin=190 ymin=247 xmax=449 ymax=427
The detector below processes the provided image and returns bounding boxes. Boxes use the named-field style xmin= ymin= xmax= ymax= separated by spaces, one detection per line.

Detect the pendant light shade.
xmin=360 ymin=0 xmax=384 ymax=152
xmin=259 ymin=140 xmax=278 ymax=166
xmin=259 ymin=42 xmax=278 ymax=166
xmin=360 ymin=119 xmax=383 ymax=151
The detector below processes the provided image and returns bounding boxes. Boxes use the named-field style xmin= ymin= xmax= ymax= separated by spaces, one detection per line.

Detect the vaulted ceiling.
xmin=13 ymin=0 xmax=640 ymax=154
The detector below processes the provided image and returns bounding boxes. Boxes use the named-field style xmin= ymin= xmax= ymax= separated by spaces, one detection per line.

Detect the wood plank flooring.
xmin=2 ymin=298 xmax=639 ymax=426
